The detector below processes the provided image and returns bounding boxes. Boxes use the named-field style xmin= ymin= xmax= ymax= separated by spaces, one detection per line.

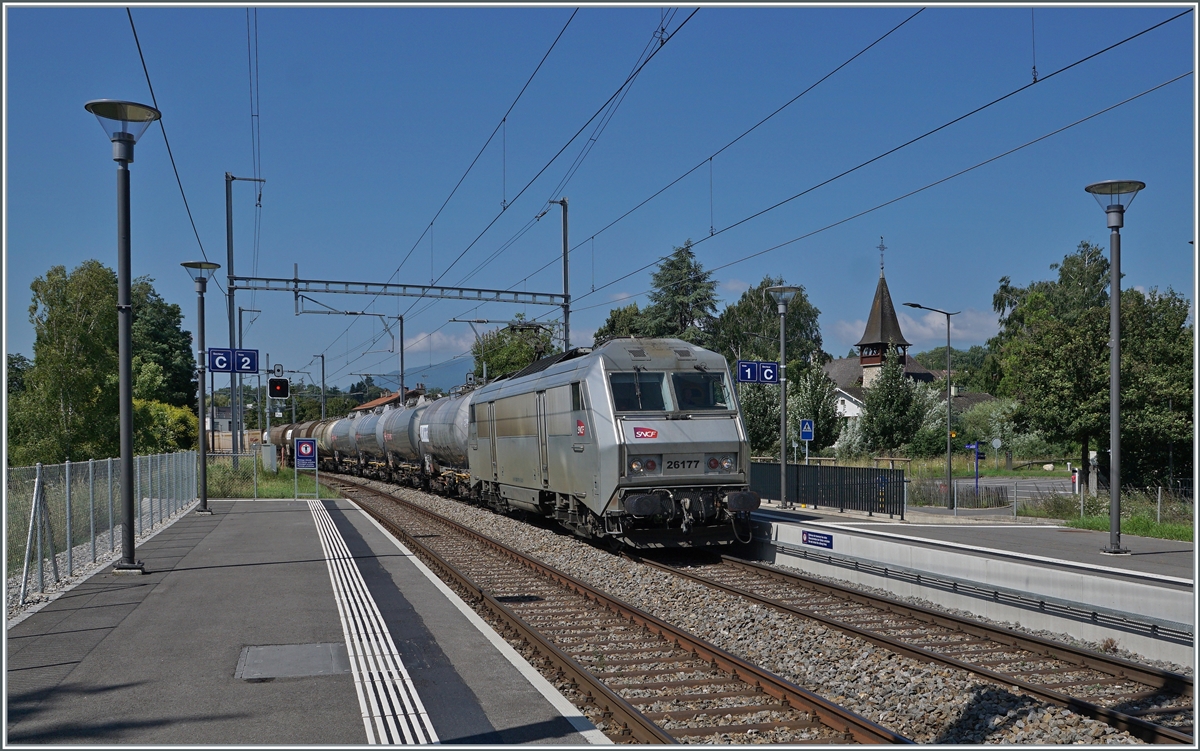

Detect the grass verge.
xmin=1064 ymin=515 xmax=1193 ymax=542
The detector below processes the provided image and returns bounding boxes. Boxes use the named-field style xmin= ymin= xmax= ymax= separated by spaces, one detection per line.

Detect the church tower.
xmin=855 ymin=238 xmax=910 ymax=387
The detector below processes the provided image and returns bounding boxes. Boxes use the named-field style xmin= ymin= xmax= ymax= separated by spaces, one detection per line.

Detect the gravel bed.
xmin=350 ymin=478 xmax=1154 ymax=744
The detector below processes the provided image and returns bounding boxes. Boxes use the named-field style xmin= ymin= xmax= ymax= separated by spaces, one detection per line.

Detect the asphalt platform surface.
xmin=5 ymin=499 xmax=599 ymax=746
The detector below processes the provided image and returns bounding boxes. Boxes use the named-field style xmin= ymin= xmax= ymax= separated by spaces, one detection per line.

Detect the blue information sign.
xmin=736 ymin=360 xmax=759 ymax=383
xmin=208 ymin=348 xmax=233 ymax=373
xmin=801 ymin=530 xmax=833 ymax=549
xmin=964 ymin=442 xmax=977 ymax=449
xmin=234 ymin=349 xmax=259 ymax=373
xmin=294 ymin=438 xmax=317 ymax=470
xmin=737 ymin=360 xmax=781 ymax=384
xmin=799 ymin=419 xmax=815 ymax=442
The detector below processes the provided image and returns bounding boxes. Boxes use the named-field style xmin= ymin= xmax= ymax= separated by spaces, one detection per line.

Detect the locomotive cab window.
xmin=671 ymin=372 xmax=730 ymax=411
xmin=609 ymin=371 xmax=671 ymax=412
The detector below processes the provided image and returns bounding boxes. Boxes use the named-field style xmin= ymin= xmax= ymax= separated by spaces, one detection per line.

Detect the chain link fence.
xmin=204 ymin=452 xmax=259 ymax=499
xmin=6 ymin=452 xmax=197 ymax=605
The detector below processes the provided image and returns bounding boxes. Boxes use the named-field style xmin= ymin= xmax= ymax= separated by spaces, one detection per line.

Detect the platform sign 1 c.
xmin=737 ymin=360 xmax=780 ymax=384
xmin=293 ymin=438 xmax=319 ymax=499
xmin=737 ymin=360 xmax=759 ymax=383
xmin=208 ymin=348 xmax=233 ymax=373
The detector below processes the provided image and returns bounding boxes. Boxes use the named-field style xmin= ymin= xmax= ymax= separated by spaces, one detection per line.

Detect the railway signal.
xmin=268 ymin=377 xmax=290 ymax=399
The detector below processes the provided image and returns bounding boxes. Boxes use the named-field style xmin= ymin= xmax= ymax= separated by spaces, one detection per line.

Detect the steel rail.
xmin=629 ymin=552 xmax=1192 ymax=745
xmin=328 ymin=477 xmax=913 ymax=744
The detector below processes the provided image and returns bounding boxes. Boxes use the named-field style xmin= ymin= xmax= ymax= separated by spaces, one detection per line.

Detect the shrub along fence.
xmin=6 ymin=452 xmax=197 ymax=604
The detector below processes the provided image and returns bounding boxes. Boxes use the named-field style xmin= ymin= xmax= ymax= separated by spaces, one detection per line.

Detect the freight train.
xmin=269 ymin=337 xmax=760 ymax=547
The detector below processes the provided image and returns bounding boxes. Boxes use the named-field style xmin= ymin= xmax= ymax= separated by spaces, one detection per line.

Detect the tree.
xmin=913 ymin=344 xmax=994 ymax=392
xmin=710 ymin=276 xmax=826 ymax=373
xmin=736 ymin=383 xmax=779 ymax=457
xmin=472 ymin=316 xmax=561 ymax=381
xmin=642 ymin=240 xmax=718 ymax=344
xmin=131 ymin=277 xmax=195 ymax=408
xmin=859 ymin=345 xmax=922 ymax=453
xmin=133 ymin=398 xmax=197 ymax=454
xmin=592 ymin=302 xmax=649 ymax=345
xmin=8 ymin=261 xmax=119 ymax=465
xmin=990 ymin=242 xmax=1111 ymax=486
xmin=7 ymin=353 xmax=32 ymax=395
xmin=786 ymin=367 xmax=840 ymax=452
xmin=1118 ymin=287 xmax=1193 ymax=485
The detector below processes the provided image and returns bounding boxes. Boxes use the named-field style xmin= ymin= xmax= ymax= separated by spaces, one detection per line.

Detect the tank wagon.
xmin=274 ymin=338 xmax=759 ymax=547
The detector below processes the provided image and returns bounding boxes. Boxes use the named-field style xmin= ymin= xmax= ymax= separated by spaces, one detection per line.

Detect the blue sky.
xmin=4 ymin=5 xmax=1196 ymax=395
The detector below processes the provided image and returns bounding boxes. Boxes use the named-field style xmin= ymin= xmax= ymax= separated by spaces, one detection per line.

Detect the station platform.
xmin=750 ymin=499 xmax=1195 ymax=665
xmin=6 ymin=499 xmax=605 ymax=746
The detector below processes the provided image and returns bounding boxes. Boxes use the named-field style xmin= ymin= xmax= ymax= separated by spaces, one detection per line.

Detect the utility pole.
xmin=239 ymin=307 xmax=259 ymax=449
xmin=550 ymin=197 xmax=569 ymax=352
xmin=314 ymin=353 xmax=326 ymax=419
xmin=225 ymin=172 xmax=266 ymax=458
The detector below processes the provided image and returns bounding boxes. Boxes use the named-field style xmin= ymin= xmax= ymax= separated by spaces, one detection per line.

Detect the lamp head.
xmin=85 ymin=100 xmax=161 ymax=162
xmin=1085 ymin=180 xmax=1145 ymax=229
xmin=182 ymin=261 xmax=220 ymax=292
xmin=902 ymin=302 xmax=922 ymax=310
xmin=766 ymin=285 xmax=801 ymax=309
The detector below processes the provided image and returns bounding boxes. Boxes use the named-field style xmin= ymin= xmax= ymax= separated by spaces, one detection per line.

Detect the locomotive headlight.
xmin=708 ymin=457 xmax=720 ymax=470
xmin=720 ymin=456 xmax=734 ymax=471
xmin=630 ymin=459 xmax=644 ymax=473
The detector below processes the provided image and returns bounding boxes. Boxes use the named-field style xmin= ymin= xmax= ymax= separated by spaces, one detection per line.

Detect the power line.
xmin=320 ymin=8 xmax=698 ymax=371
xmin=126 ymin=8 xmax=217 ymax=289
xmin=316 ymin=9 xmax=579 ymax=362
xmin=403 ymin=8 xmax=701 ymax=315
xmin=564 ymin=72 xmax=1192 ymax=315
xmin=501 ymin=8 xmax=926 ymax=293
xmin=515 ymin=7 xmax=1194 ymax=307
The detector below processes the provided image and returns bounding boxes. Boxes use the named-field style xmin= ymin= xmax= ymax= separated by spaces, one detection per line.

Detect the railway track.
xmin=635 ymin=552 xmax=1193 ymax=745
xmin=325 ymin=478 xmax=911 ymax=744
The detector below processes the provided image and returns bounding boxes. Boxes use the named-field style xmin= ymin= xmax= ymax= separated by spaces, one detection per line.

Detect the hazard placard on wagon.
xmin=294 ymin=438 xmax=317 ymax=470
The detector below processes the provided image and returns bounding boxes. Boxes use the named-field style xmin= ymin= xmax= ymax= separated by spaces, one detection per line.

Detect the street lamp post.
xmin=84 ymin=99 xmax=161 ymax=574
xmin=904 ymin=303 xmax=961 ymax=510
xmin=183 ymin=262 xmax=221 ymax=515
xmin=1084 ymin=179 xmax=1144 ymax=555
xmin=766 ymin=286 xmax=800 ymax=508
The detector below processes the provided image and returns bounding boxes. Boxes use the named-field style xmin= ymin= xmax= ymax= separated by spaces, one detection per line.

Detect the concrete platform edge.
xmin=356 ymin=508 xmax=612 ymax=745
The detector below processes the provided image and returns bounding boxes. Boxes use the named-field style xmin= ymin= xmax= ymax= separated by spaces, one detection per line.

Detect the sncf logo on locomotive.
xmin=576 ymin=420 xmax=587 ymax=437
xmin=633 ymin=427 xmax=658 ymax=439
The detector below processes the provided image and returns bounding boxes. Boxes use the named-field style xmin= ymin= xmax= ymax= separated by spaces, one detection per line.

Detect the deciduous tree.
xmin=472 ymin=316 xmax=561 ymax=381
xmin=9 ymin=261 xmax=119 ymax=464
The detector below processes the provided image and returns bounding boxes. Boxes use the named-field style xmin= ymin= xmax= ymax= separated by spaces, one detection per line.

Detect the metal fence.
xmin=750 ymin=462 xmax=906 ymax=518
xmin=6 ymin=452 xmax=198 ymax=604
xmin=204 ymin=452 xmax=260 ymax=499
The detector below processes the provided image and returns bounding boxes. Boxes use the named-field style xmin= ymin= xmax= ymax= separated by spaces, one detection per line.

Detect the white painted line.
xmin=780 ymin=518 xmax=1194 ymax=586
xmin=357 ymin=508 xmax=612 ymax=745
xmin=308 ymin=500 xmax=439 ymax=745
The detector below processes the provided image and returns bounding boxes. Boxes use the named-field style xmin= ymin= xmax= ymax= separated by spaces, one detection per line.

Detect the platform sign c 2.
xmin=293 ymin=438 xmax=319 ymax=500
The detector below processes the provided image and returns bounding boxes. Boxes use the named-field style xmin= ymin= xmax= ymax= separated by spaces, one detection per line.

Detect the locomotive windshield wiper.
xmin=632 ymin=366 xmax=644 ymax=410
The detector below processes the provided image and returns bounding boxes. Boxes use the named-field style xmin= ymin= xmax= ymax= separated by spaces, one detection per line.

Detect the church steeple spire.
xmin=856 ymin=238 xmax=909 ymax=386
